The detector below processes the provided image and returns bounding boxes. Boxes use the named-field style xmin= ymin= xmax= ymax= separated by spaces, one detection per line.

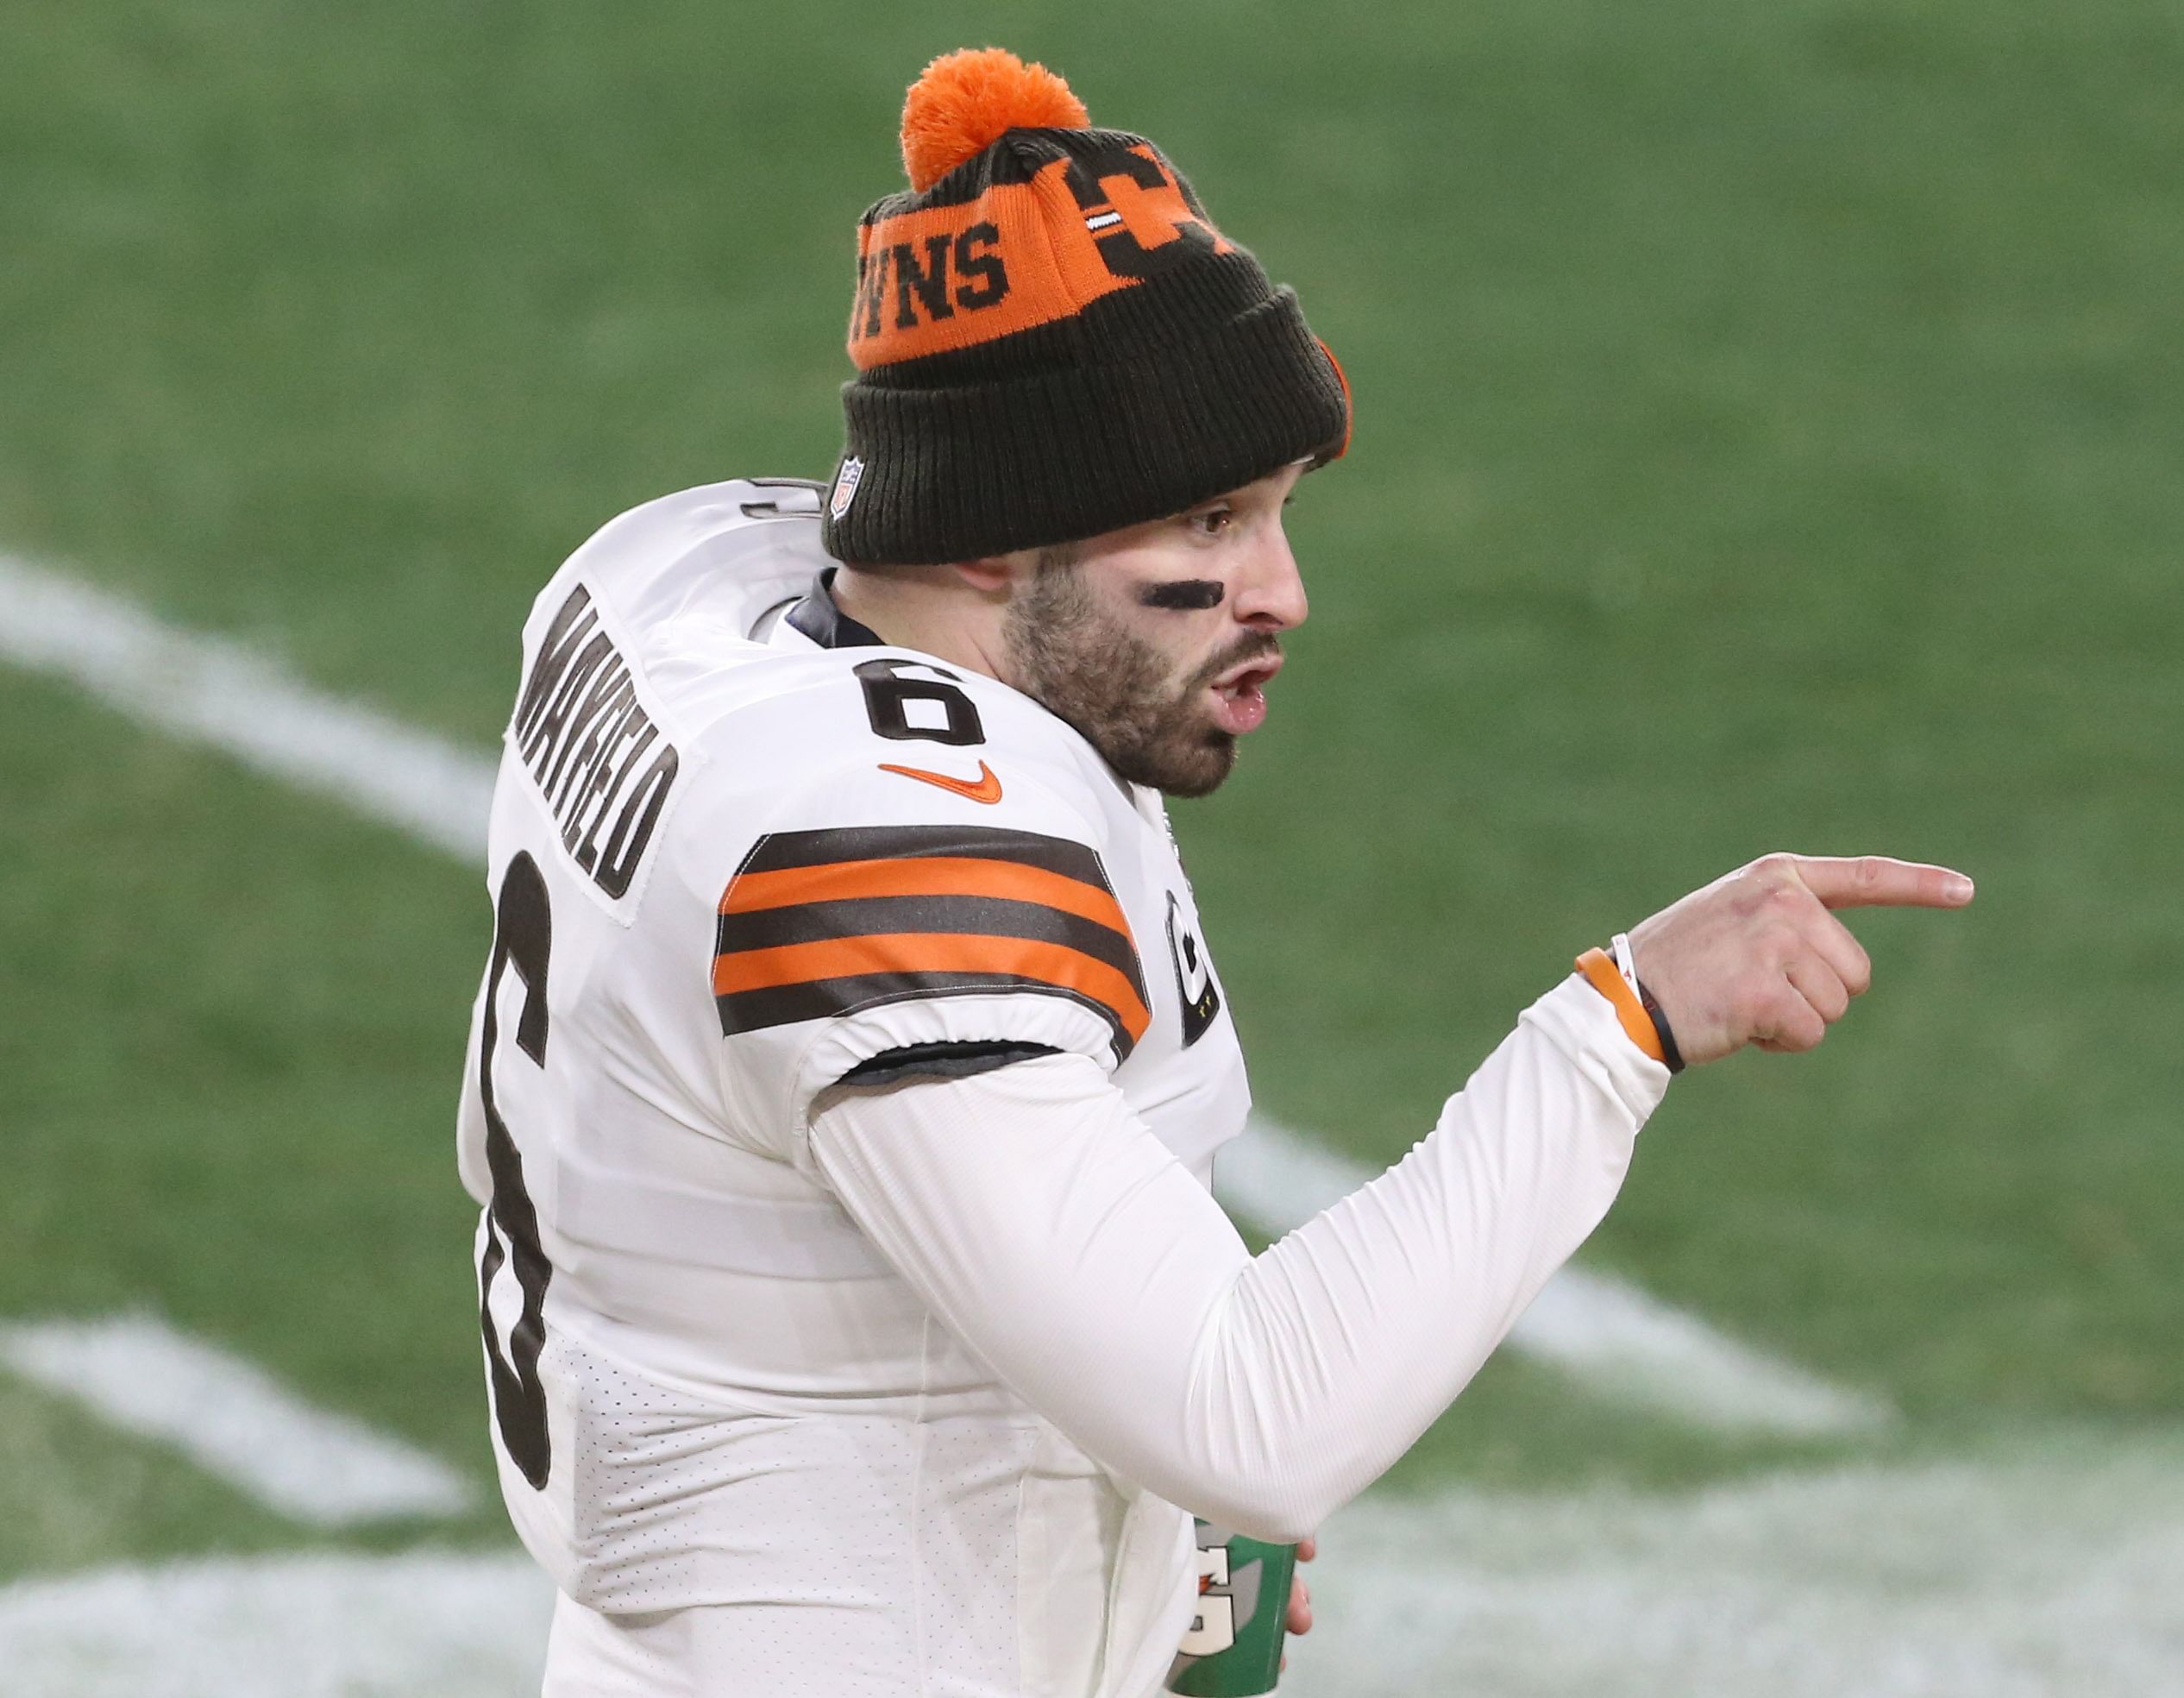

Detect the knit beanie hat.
xmin=820 ymin=47 xmax=1352 ymax=566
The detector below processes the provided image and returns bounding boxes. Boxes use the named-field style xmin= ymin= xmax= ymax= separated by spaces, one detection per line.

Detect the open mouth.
xmin=1207 ymin=654 xmax=1283 ymax=735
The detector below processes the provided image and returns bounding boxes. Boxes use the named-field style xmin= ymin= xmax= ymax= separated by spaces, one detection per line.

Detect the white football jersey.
xmin=456 ymin=478 xmax=1246 ymax=1692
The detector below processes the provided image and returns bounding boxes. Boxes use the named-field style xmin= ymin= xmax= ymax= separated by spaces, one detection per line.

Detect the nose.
xmin=1232 ymin=522 xmax=1309 ymax=632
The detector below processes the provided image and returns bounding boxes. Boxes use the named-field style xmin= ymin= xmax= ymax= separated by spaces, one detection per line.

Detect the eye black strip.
xmin=1138 ymin=579 xmax=1224 ymax=612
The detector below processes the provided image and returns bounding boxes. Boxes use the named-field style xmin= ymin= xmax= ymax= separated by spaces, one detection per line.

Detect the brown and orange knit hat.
xmin=819 ymin=48 xmax=1352 ymax=566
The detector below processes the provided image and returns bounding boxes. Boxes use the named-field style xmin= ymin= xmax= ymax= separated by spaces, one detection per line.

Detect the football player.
xmin=458 ymin=48 xmax=1974 ymax=1698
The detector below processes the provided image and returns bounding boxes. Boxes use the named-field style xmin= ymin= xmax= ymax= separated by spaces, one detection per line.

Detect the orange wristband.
xmin=1573 ymin=947 xmax=1667 ymax=1066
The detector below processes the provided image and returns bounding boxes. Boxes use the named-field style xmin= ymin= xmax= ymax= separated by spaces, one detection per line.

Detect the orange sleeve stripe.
xmin=722 ymin=855 xmax=1131 ymax=934
xmin=1573 ymin=947 xmax=1666 ymax=1066
xmin=712 ymin=931 xmax=1152 ymax=1041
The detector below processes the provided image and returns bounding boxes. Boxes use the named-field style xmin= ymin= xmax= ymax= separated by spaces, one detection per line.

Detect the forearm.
xmin=1186 ymin=978 xmax=1660 ymax=1531
xmin=808 ymin=975 xmax=1666 ymax=1540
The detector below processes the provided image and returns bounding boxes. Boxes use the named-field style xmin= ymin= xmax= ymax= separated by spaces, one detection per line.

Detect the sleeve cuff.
xmin=1524 ymin=973 xmax=1674 ymax=1129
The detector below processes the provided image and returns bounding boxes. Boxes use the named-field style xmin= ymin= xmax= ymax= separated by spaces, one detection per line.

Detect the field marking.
xmin=1282 ymin=1432 xmax=2184 ymax=1698
xmin=0 ymin=553 xmax=494 ymax=859
xmin=5 ymin=1435 xmax=2181 ymax=1697
xmin=0 ymin=550 xmax=1882 ymax=1437
xmin=0 ymin=1550 xmax=551 ymax=1698
xmin=0 ymin=1315 xmax=473 ymax=1527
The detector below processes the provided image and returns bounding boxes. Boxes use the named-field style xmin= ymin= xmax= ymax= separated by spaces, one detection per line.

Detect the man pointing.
xmin=458 ymin=47 xmax=1972 ymax=1698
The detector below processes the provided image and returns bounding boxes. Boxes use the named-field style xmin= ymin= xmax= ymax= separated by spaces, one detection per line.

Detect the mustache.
xmin=1187 ymin=632 xmax=1283 ymax=691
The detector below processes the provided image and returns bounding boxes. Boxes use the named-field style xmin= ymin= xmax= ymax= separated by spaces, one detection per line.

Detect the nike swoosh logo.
xmin=878 ymin=759 xmax=1004 ymax=804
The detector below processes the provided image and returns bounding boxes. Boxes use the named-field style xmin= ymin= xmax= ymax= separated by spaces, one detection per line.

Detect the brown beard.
xmin=1003 ymin=552 xmax=1279 ymax=798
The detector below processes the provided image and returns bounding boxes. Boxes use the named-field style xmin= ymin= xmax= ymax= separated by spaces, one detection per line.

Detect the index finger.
xmin=1788 ymin=855 xmax=1975 ymax=910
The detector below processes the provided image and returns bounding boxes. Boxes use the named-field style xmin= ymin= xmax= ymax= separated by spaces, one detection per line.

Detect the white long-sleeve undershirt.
xmin=806 ymin=974 xmax=1669 ymax=1543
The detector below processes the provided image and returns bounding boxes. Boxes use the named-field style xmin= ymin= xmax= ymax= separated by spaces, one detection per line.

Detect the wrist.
xmin=1635 ymin=974 xmax=1686 ymax=1073
xmin=1572 ymin=945 xmax=1684 ymax=1074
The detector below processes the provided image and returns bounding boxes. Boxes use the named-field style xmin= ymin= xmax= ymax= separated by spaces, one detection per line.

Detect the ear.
xmin=946 ymin=552 xmax=1028 ymax=596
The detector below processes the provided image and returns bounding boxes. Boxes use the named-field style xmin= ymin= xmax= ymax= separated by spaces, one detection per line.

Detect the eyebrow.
xmin=1137 ymin=579 xmax=1225 ymax=611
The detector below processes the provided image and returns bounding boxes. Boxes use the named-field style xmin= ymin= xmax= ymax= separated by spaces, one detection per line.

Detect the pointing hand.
xmin=1629 ymin=854 xmax=1974 ymax=1066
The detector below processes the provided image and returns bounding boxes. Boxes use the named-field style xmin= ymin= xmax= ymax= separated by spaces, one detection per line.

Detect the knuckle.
xmin=1768 ymin=873 xmax=1819 ymax=915
xmin=1765 ymin=883 xmax=1803 ymax=912
xmin=1772 ymin=1000 xmax=1823 ymax=1049
xmin=1779 ymin=995 xmax=1821 ymax=1041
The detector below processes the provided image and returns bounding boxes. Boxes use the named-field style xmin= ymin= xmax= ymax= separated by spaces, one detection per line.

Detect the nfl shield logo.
xmin=830 ymin=456 xmax=865 ymax=519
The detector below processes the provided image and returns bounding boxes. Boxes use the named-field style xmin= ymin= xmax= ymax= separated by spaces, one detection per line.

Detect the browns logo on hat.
xmin=821 ymin=47 xmax=1352 ymax=566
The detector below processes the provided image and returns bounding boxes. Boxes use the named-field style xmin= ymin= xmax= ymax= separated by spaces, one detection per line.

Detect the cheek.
xmin=1103 ymin=610 xmax=1207 ymax=690
xmin=1071 ymin=579 xmax=1222 ymax=700
xmin=1160 ymin=630 xmax=1222 ymax=695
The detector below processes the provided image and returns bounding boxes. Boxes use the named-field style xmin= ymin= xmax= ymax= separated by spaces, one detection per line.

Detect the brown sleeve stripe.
xmin=720 ymin=894 xmax=1143 ymax=989
xmin=738 ymin=824 xmax=1109 ymax=881
xmin=719 ymin=972 xmax=1135 ymax=1049
xmin=742 ymin=826 xmax=1109 ymax=883
xmin=714 ymin=825 xmax=1151 ymax=1059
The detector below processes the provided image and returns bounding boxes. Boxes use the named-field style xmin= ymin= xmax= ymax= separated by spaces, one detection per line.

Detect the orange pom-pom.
xmin=901 ymin=47 xmax=1089 ymax=192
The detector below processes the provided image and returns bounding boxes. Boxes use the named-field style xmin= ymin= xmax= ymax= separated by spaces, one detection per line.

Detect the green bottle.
xmin=1164 ymin=1520 xmax=1296 ymax=1696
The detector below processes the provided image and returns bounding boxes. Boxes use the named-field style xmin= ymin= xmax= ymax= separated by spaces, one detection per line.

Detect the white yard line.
xmin=1280 ymin=1432 xmax=2184 ymax=1698
xmin=5 ymin=1435 xmax=2182 ymax=1698
xmin=0 ymin=1550 xmax=551 ymax=1698
xmin=0 ymin=550 xmax=1883 ymax=1437
xmin=0 ymin=1315 xmax=473 ymax=1527
xmin=0 ymin=553 xmax=494 ymax=859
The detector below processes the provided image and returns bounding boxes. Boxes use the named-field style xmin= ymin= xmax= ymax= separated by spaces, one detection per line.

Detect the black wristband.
xmin=1635 ymin=978 xmax=1686 ymax=1074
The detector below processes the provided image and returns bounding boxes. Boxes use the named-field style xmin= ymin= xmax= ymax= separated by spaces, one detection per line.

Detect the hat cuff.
xmin=822 ymin=288 xmax=1347 ymax=565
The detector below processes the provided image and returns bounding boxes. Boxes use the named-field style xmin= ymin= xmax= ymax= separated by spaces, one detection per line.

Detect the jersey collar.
xmin=783 ymin=569 xmax=885 ymax=649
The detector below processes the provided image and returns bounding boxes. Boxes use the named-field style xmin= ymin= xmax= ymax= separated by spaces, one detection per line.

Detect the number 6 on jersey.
xmin=474 ymin=852 xmax=558 ymax=1489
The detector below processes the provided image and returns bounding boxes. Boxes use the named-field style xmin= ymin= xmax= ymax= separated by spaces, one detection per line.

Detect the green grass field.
xmin=3 ymin=0 xmax=2180 ymax=1641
